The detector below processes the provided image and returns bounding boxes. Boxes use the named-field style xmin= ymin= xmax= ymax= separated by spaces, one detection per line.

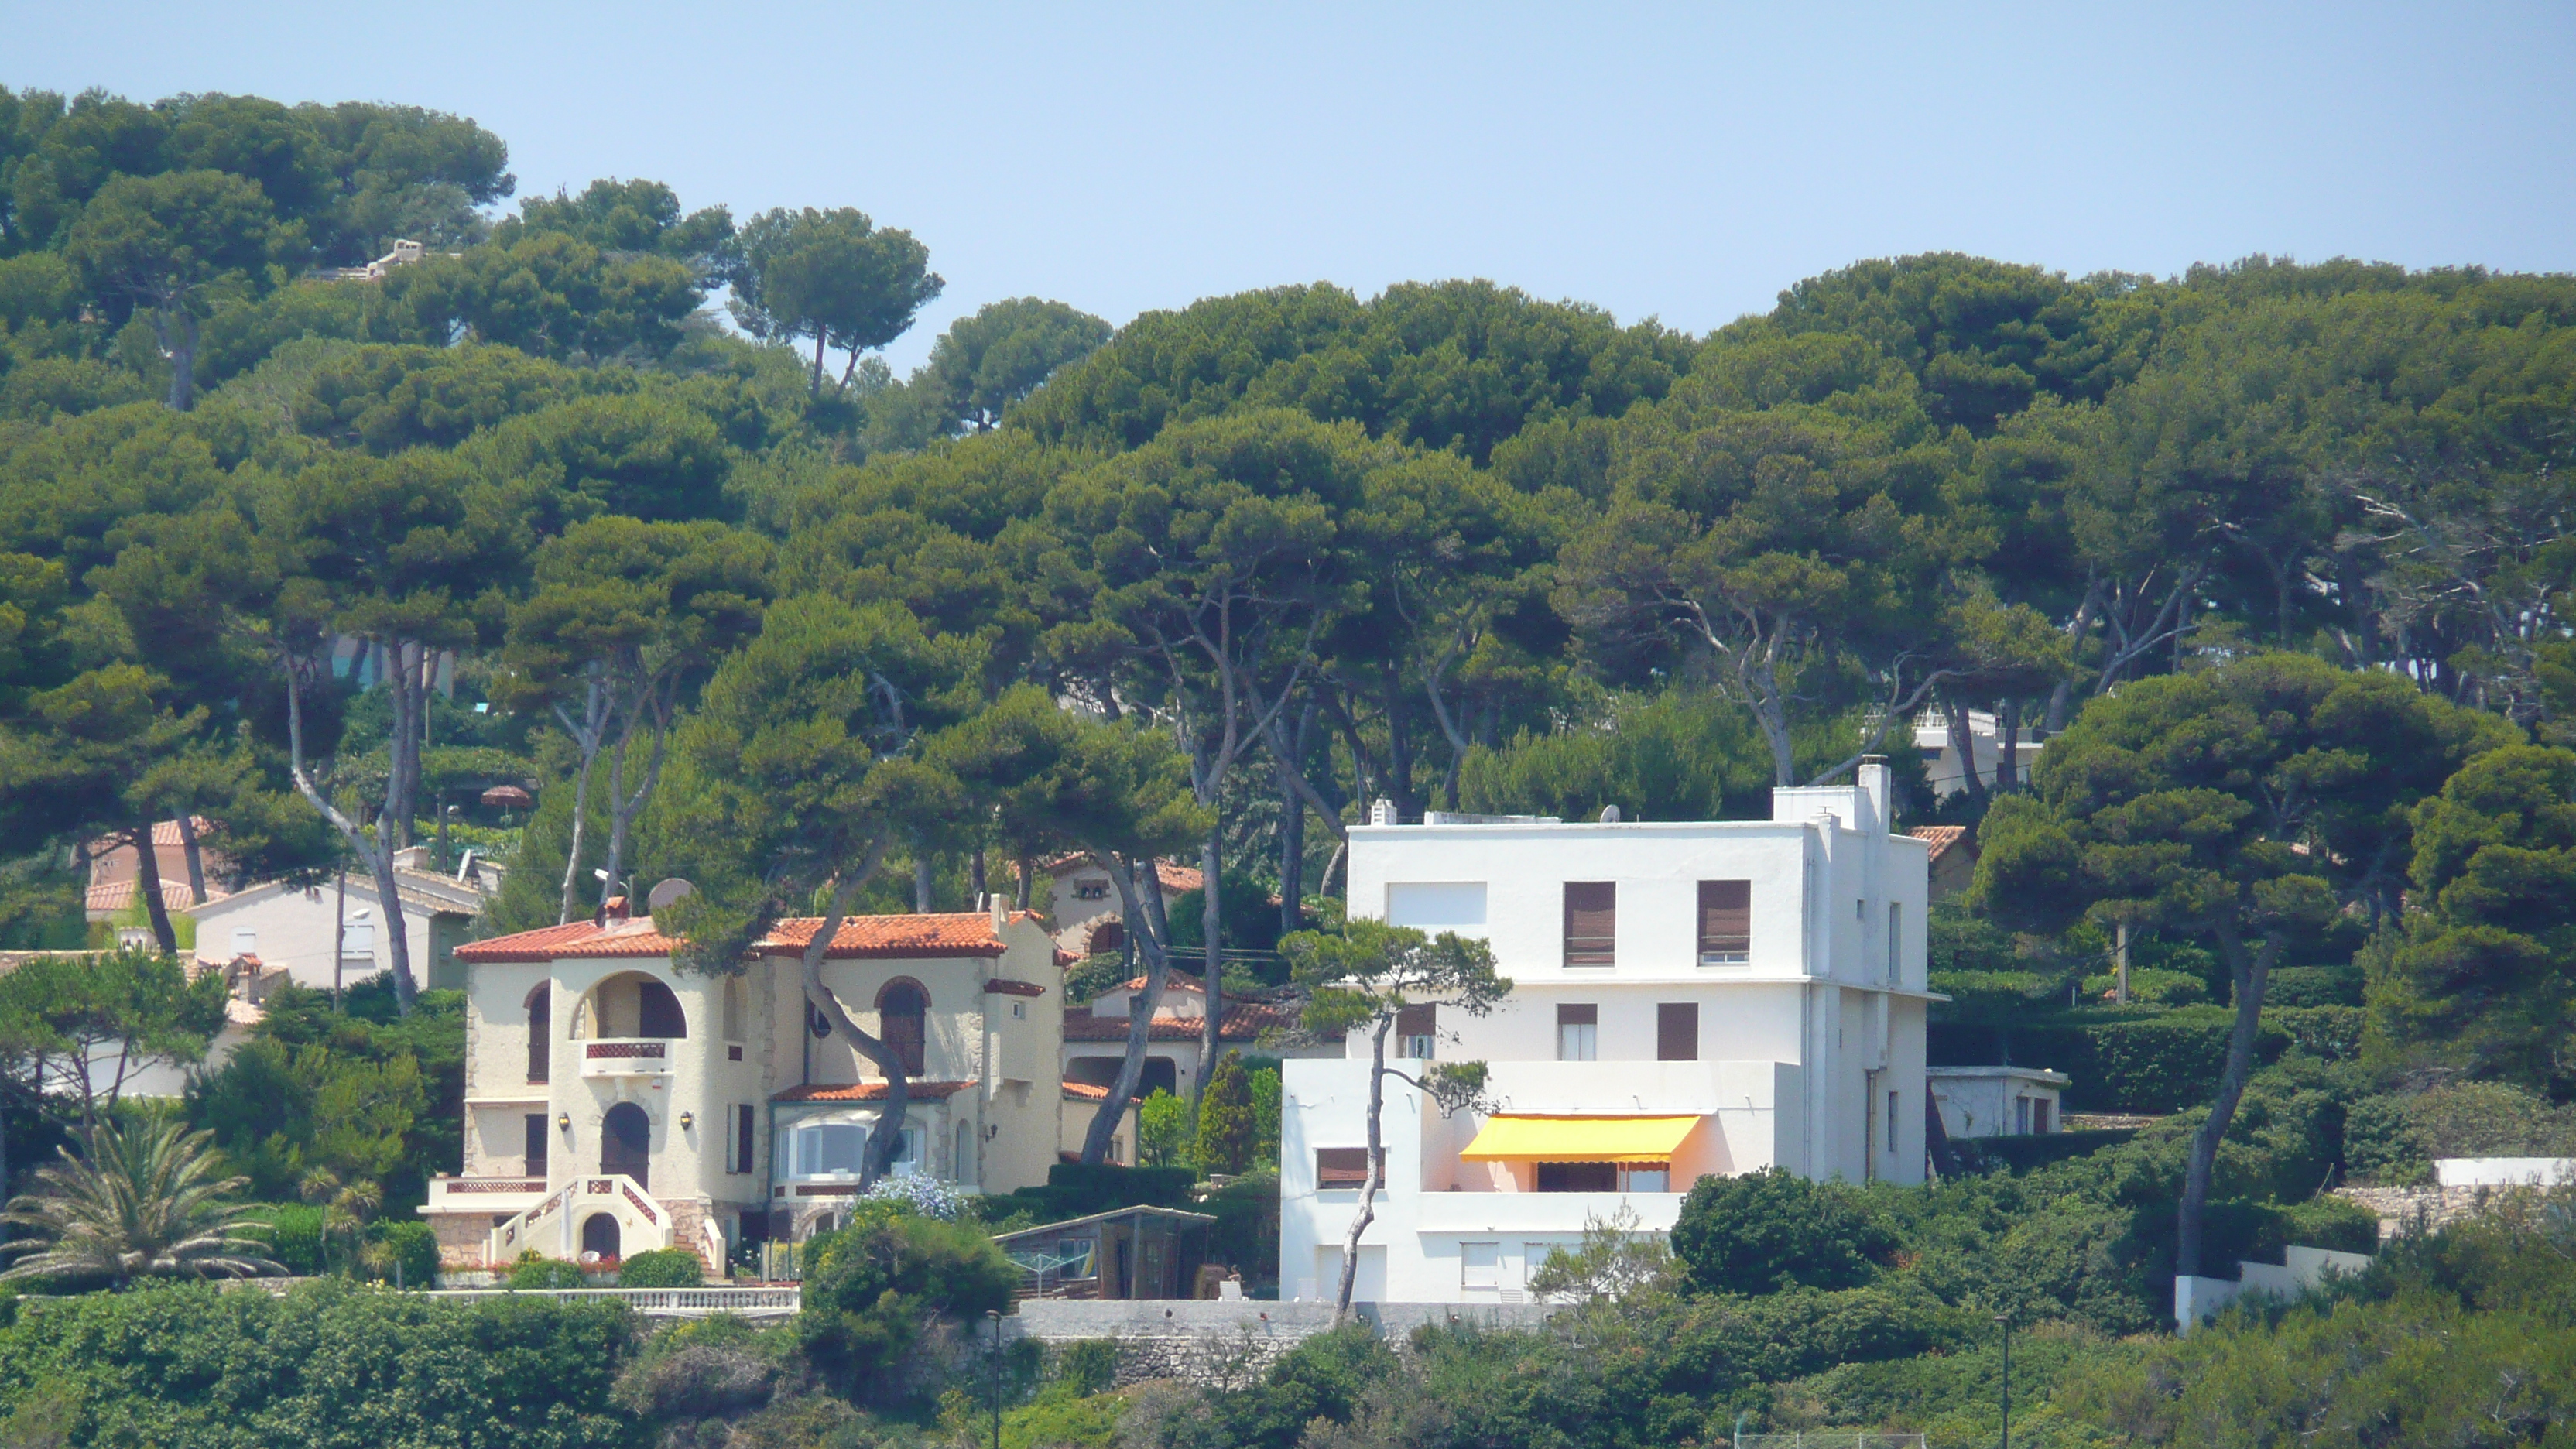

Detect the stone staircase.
xmin=486 ymin=1175 xmax=671 ymax=1266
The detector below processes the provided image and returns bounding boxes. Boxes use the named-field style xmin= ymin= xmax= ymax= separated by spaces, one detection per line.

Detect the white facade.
xmin=1279 ymin=763 xmax=1935 ymax=1303
xmin=182 ymin=855 xmax=493 ymax=993
xmin=1913 ymin=711 xmax=2043 ymax=800
xmin=423 ymin=903 xmax=1075 ymax=1270
xmin=1928 ymin=1065 xmax=2067 ymax=1139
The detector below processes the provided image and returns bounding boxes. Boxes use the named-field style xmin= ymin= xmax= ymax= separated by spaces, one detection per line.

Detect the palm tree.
xmin=0 ymin=1118 xmax=283 ymax=1286
xmin=300 ymin=1168 xmax=382 ymax=1276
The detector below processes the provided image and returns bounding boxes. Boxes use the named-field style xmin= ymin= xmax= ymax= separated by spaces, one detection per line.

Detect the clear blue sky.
xmin=12 ymin=2 xmax=2574 ymax=372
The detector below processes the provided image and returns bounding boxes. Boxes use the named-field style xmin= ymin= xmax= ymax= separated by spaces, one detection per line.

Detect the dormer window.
xmin=1074 ymin=879 xmax=1111 ymax=900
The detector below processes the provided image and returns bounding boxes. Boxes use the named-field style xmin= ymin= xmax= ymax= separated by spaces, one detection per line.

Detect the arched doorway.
xmin=526 ymin=984 xmax=550 ymax=1082
xmin=877 ymin=980 xmax=927 ymax=1075
xmin=601 ymin=1101 xmax=650 ymax=1190
xmin=580 ymin=1212 xmax=621 ymax=1262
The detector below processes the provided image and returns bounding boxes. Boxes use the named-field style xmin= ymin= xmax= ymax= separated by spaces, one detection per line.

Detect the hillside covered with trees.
xmin=2 ymin=80 xmax=2575 ymax=1448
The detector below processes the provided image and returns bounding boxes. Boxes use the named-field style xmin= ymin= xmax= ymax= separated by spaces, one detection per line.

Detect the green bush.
xmin=2266 ymin=964 xmax=2364 ymax=1006
xmin=2078 ymin=968 xmax=2209 ymax=1005
xmin=511 ymin=1257 xmax=589 ymax=1289
xmin=259 ymin=1203 xmax=327 ymax=1276
xmin=1054 ymin=1338 xmax=1118 ymax=1395
xmin=2283 ymin=1194 xmax=2382 ymax=1255
xmin=796 ymin=1211 xmax=1019 ymax=1401
xmin=617 ymin=1247 xmax=705 ymax=1287
xmin=374 ymin=1219 xmax=440 ymax=1286
xmin=1670 ymin=1166 xmax=1896 ymax=1295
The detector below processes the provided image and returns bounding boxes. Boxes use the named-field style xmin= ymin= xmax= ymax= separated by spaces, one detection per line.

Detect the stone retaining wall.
xmin=2334 ymin=1183 xmax=2554 ymax=1241
xmin=1002 ymin=1300 xmax=1558 ymax=1386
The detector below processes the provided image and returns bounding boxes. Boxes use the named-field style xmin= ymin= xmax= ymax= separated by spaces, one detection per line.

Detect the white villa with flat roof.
xmin=1279 ymin=762 xmax=1935 ymax=1303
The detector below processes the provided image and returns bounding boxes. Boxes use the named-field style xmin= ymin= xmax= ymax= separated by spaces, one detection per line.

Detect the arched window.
xmin=877 ymin=980 xmax=927 ymax=1076
xmin=601 ymin=1101 xmax=651 ymax=1190
xmin=526 ymin=984 xmax=551 ymax=1083
xmin=636 ymin=979 xmax=687 ymax=1039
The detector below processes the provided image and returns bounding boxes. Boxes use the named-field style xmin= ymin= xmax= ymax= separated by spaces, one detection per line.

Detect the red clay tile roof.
xmin=772 ymin=1080 xmax=974 ymax=1103
xmin=84 ymin=879 xmax=207 ymax=914
xmin=1061 ymin=1080 xmax=1111 ymax=1101
xmin=1908 ymin=825 xmax=1970 ymax=862
xmin=454 ymin=909 xmax=1047 ymax=964
xmin=755 ymin=912 xmax=1043 ymax=960
xmin=1115 ymin=975 xmax=1203 ymax=993
xmin=983 ymin=978 xmax=1046 ymax=997
xmin=1037 ymin=855 xmax=1203 ymax=892
xmin=453 ymin=917 xmax=683 ymax=963
xmin=1061 ymin=1000 xmax=1303 ymax=1043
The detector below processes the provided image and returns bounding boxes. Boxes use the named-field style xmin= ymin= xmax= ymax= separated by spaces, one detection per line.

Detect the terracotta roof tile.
xmin=983 ymin=978 xmax=1046 ymax=997
xmin=1116 ymin=974 xmax=1203 ymax=993
xmin=1061 ymin=1080 xmax=1111 ymax=1101
xmin=755 ymin=911 xmax=1043 ymax=960
xmin=1037 ymin=855 xmax=1202 ymax=893
xmin=1908 ymin=825 xmax=1970 ymax=862
xmin=84 ymin=879 xmax=207 ymax=914
xmin=1061 ymin=1001 xmax=1302 ymax=1043
xmin=772 ymin=1080 xmax=975 ymax=1104
xmin=453 ymin=917 xmax=680 ymax=963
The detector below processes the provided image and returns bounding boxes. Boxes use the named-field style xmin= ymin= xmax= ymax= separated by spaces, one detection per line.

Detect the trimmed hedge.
xmin=1930 ymin=1005 xmax=2364 ymax=1113
xmin=615 ymin=1249 xmax=703 ymax=1287
xmin=1952 ymin=1128 xmax=2136 ymax=1173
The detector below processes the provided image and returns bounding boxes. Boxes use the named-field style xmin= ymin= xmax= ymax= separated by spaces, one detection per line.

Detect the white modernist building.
xmin=1279 ymin=762 xmax=1935 ymax=1303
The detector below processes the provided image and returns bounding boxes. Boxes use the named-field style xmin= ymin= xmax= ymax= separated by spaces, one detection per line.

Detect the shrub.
xmin=617 ymin=1247 xmax=705 ymax=1287
xmin=511 ymin=1256 xmax=588 ymax=1289
xmin=259 ymin=1203 xmax=327 ymax=1276
xmin=373 ymin=1219 xmax=440 ymax=1286
xmin=2283 ymin=1194 xmax=2382 ymax=1255
xmin=1138 ymin=1090 xmax=1191 ymax=1169
xmin=864 ymin=1172 xmax=967 ymax=1220
xmin=1195 ymin=1054 xmax=1258 ymax=1175
xmin=1669 ymin=1167 xmax=1896 ymax=1295
xmin=796 ymin=1211 xmax=1019 ymax=1401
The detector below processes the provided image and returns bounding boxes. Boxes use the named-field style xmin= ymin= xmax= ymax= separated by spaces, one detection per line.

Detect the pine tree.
xmin=1194 ymin=1053 xmax=1258 ymax=1175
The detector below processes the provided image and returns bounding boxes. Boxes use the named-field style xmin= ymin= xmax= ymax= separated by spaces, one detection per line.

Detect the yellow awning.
xmin=1458 ymin=1115 xmax=1701 ymax=1163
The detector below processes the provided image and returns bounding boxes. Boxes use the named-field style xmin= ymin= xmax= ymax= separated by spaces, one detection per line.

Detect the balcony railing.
xmin=423 ymin=1286 xmax=801 ymax=1321
xmin=579 ymin=1039 xmax=674 ymax=1077
xmin=424 ymin=1177 xmax=546 ymax=1211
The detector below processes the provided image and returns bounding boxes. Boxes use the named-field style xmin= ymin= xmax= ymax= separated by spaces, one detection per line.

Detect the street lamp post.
xmin=1994 ymin=1312 xmax=2012 ymax=1449
xmin=987 ymin=1308 xmax=1003 ymax=1449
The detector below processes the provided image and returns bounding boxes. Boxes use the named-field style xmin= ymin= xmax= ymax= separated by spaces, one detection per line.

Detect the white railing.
xmin=485 ymin=1174 xmax=668 ymax=1264
xmin=426 ymin=1286 xmax=800 ymax=1320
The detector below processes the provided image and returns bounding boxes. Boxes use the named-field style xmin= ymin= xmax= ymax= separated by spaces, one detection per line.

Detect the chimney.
xmin=989 ymin=891 xmax=1009 ymax=933
xmin=1368 ymin=798 xmax=1397 ymax=826
xmin=1858 ymin=755 xmax=1890 ymax=833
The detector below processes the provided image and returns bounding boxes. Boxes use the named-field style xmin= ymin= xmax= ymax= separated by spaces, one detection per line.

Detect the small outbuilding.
xmin=1928 ymin=1065 xmax=2069 ymax=1139
xmin=993 ymin=1204 xmax=1217 ymax=1300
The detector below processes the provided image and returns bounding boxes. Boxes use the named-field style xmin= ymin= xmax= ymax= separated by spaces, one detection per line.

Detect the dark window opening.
xmin=1564 ymin=882 xmax=1616 ymax=966
xmin=879 ymin=981 xmax=927 ymax=1076
xmin=1396 ymin=1002 xmax=1436 ymax=1059
xmin=735 ymin=1104 xmax=757 ymax=1174
xmin=1557 ymin=1002 xmax=1598 ymax=1062
xmin=526 ymin=984 xmax=551 ymax=1081
xmin=580 ymin=1212 xmax=622 ymax=1261
xmin=1699 ymin=881 xmax=1751 ymax=964
xmin=1657 ymin=1002 xmax=1699 ymax=1061
xmin=1316 ymin=1147 xmax=1372 ymax=1187
xmin=524 ymin=1113 xmax=549 ymax=1176
xmin=1536 ymin=1161 xmax=1618 ymax=1192
xmin=636 ymin=979 xmax=687 ymax=1038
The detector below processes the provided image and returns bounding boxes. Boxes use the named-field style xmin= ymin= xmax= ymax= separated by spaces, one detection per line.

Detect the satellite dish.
xmin=646 ymin=878 xmax=697 ymax=911
xmin=1599 ymin=805 xmax=1622 ymax=823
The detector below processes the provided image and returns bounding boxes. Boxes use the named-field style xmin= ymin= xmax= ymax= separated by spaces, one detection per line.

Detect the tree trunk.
xmin=971 ymin=848 xmax=988 ymax=907
xmin=1013 ymin=854 xmax=1035 ymax=910
xmin=1995 ymin=701 xmax=2021 ymax=794
xmin=557 ymin=741 xmax=596 ymax=925
xmin=2177 ymin=921 xmax=2275 ymax=1292
xmin=1278 ymin=749 xmax=1307 ymax=939
xmin=283 ymin=644 xmax=417 ymax=1012
xmin=131 ymin=824 xmax=179 ymax=954
xmin=914 ymin=855 xmax=934 ymax=913
xmin=1382 ymin=671 xmax=1416 ymax=818
xmin=176 ymin=814 xmax=207 ymax=905
xmin=810 ymin=334 xmax=827 ymax=397
xmin=1944 ymin=696 xmax=1989 ymax=809
xmin=1195 ymin=831 xmax=1223 ymax=1105
xmin=1084 ymin=855 xmax=1176 ymax=1163
xmin=1333 ymin=1014 xmax=1393 ymax=1325
xmin=154 ymin=301 xmax=199 ymax=412
xmin=601 ymin=680 xmax=673 ymax=911
xmin=800 ymin=859 xmax=913 ymax=1188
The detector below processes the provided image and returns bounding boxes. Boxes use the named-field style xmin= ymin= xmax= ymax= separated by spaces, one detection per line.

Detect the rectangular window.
xmin=1698 ymin=881 xmax=1750 ymax=964
xmin=2015 ymin=1097 xmax=2033 ymax=1135
xmin=1619 ymin=1163 xmax=1670 ymax=1193
xmin=1556 ymin=1003 xmax=1598 ymax=1061
xmin=1535 ymin=1161 xmax=1617 ymax=1192
xmin=1316 ymin=1147 xmax=1372 ymax=1187
xmin=1462 ymin=1242 xmax=1500 ymax=1293
xmin=795 ymin=1122 xmax=869 ymax=1175
xmin=1656 ymin=1003 xmax=1698 ymax=1061
xmin=1886 ymin=902 xmax=1903 ymax=985
xmin=523 ymin=1114 xmax=549 ymax=1176
xmin=1396 ymin=1002 xmax=1436 ymax=1060
xmin=1564 ymin=882 xmax=1616 ymax=966
xmin=733 ymin=1105 xmax=756 ymax=1174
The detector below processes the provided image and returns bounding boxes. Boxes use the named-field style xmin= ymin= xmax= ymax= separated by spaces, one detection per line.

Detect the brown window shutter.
xmin=1556 ymin=1002 xmax=1597 ymax=1027
xmin=1315 ymin=1147 xmax=1371 ymax=1187
xmin=1699 ymin=880 xmax=1751 ymax=962
xmin=1657 ymin=1002 xmax=1698 ymax=1061
xmin=1395 ymin=1003 xmax=1435 ymax=1037
xmin=1564 ymin=882 xmax=1616 ymax=965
